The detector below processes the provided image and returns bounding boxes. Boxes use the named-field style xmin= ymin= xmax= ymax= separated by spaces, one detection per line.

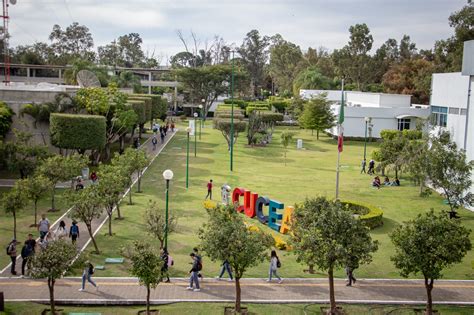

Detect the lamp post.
xmin=230 ymin=50 xmax=235 ymax=172
xmin=162 ymin=169 xmax=174 ymax=249
xmin=185 ymin=127 xmax=191 ymax=189
xmin=193 ymin=112 xmax=198 ymax=157
xmin=363 ymin=117 xmax=370 ymax=162
xmin=200 ymin=98 xmax=205 ymax=128
xmin=198 ymin=104 xmax=203 ymax=140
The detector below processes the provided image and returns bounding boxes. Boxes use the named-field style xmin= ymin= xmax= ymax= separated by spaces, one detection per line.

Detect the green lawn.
xmin=3 ymin=302 xmax=474 ymax=315
xmin=79 ymin=120 xmax=474 ymax=280
xmin=0 ymin=188 xmax=71 ymax=268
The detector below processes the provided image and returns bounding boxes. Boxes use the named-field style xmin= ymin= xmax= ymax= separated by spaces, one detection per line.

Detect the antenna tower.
xmin=1 ymin=0 xmax=15 ymax=85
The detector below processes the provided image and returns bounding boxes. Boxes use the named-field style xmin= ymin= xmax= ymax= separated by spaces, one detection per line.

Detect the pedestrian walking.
xmin=346 ymin=256 xmax=358 ymax=286
xmin=161 ymin=248 xmax=171 ymax=283
xmin=205 ymin=179 xmax=213 ymax=200
xmin=160 ymin=131 xmax=165 ymax=144
xmin=21 ymin=234 xmax=36 ymax=277
xmin=90 ymin=171 xmax=98 ymax=184
xmin=193 ymin=247 xmax=203 ymax=278
xmin=79 ymin=261 xmax=98 ymax=292
xmin=6 ymin=238 xmax=17 ymax=275
xmin=55 ymin=220 xmax=68 ymax=240
xmin=171 ymin=121 xmax=175 ymax=132
xmin=360 ymin=159 xmax=366 ymax=174
xmin=368 ymin=159 xmax=375 ymax=175
xmin=164 ymin=124 xmax=169 ymax=136
xmin=186 ymin=253 xmax=201 ymax=292
xmin=215 ymin=259 xmax=233 ymax=281
xmin=152 ymin=136 xmax=158 ymax=151
xmin=267 ymin=250 xmax=282 ymax=283
xmin=69 ymin=220 xmax=80 ymax=245
xmin=37 ymin=214 xmax=50 ymax=241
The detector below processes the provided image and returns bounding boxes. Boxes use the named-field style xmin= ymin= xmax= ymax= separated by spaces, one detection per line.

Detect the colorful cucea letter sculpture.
xmin=232 ymin=187 xmax=294 ymax=234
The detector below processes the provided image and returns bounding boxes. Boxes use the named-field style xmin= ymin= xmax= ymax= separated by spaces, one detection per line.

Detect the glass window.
xmin=397 ymin=118 xmax=411 ymax=131
xmin=449 ymin=107 xmax=460 ymax=114
xmin=460 ymin=108 xmax=467 ymax=116
xmin=431 ymin=106 xmax=448 ymax=127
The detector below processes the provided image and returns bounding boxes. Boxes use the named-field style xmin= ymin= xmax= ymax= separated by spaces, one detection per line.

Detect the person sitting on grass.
xmin=372 ymin=176 xmax=381 ymax=189
xmin=391 ymin=177 xmax=400 ymax=186
xmin=384 ymin=176 xmax=390 ymax=186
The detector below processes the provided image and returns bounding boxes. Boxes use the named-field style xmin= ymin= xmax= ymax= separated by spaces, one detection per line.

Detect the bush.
xmin=127 ymin=100 xmax=146 ymax=125
xmin=257 ymin=111 xmax=284 ymax=123
xmin=402 ymin=129 xmax=422 ymax=140
xmin=128 ymin=96 xmax=152 ymax=122
xmin=380 ymin=129 xmax=422 ymax=141
xmin=203 ymin=200 xmax=218 ymax=210
xmin=246 ymin=103 xmax=271 ymax=115
xmin=132 ymin=94 xmax=167 ymax=121
xmin=273 ymin=235 xmax=288 ymax=250
xmin=341 ymin=200 xmax=384 ymax=229
xmin=270 ymin=99 xmax=290 ymax=113
xmin=223 ymin=99 xmax=248 ymax=109
xmin=0 ymin=101 xmax=14 ymax=138
xmin=50 ymin=113 xmax=106 ymax=151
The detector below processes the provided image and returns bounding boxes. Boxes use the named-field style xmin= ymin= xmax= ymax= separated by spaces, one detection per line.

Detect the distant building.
xmin=300 ymin=89 xmax=430 ymax=138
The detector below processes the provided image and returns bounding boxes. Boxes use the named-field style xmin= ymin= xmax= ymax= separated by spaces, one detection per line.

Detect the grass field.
xmin=76 ymin=120 xmax=474 ymax=280
xmin=2 ymin=302 xmax=474 ymax=315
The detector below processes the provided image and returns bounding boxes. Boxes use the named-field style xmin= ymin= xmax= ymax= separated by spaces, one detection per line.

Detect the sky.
xmin=7 ymin=0 xmax=470 ymax=65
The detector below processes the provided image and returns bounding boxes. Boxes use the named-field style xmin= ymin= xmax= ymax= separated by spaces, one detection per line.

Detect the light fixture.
xmin=163 ymin=169 xmax=174 ymax=181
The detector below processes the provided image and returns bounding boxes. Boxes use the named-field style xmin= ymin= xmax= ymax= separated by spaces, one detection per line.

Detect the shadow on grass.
xmin=371 ymin=217 xmax=399 ymax=235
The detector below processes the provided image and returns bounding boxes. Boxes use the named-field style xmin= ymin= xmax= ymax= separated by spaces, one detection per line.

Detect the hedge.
xmin=246 ymin=104 xmax=271 ymax=115
xmin=50 ymin=113 xmax=106 ymax=150
xmin=128 ymin=96 xmax=152 ymax=122
xmin=127 ymin=100 xmax=147 ymax=124
xmin=380 ymin=129 xmax=422 ymax=140
xmin=341 ymin=200 xmax=384 ymax=229
xmin=213 ymin=119 xmax=247 ymax=133
xmin=131 ymin=94 xmax=167 ymax=121
xmin=0 ymin=101 xmax=14 ymax=138
xmin=223 ymin=99 xmax=248 ymax=109
xmin=254 ymin=111 xmax=284 ymax=123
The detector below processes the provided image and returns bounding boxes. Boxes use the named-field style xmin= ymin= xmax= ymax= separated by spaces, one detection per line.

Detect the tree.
xmin=0 ymin=101 xmax=14 ymax=138
xmin=1 ymin=184 xmax=27 ymax=239
xmin=399 ymin=35 xmax=418 ymax=61
xmin=69 ymin=185 xmax=104 ymax=253
xmin=238 ymin=30 xmax=270 ymax=97
xmin=144 ymin=200 xmax=178 ymax=249
xmin=399 ymin=134 xmax=430 ymax=196
xmin=98 ymin=33 xmax=155 ymax=68
xmin=29 ymin=240 xmax=77 ymax=315
xmin=298 ymin=94 xmax=335 ymax=139
xmin=213 ymin=119 xmax=247 ymax=151
xmin=37 ymin=154 xmax=88 ymax=211
xmin=280 ymin=130 xmax=294 ymax=166
xmin=293 ymin=66 xmax=333 ymax=96
xmin=291 ymin=197 xmax=379 ymax=314
xmin=123 ymin=241 xmax=164 ymax=315
xmin=199 ymin=205 xmax=273 ymax=313
xmin=246 ymin=111 xmax=264 ymax=145
xmin=97 ymin=164 xmax=128 ymax=235
xmin=48 ymin=22 xmax=95 ymax=64
xmin=427 ymin=131 xmax=474 ymax=216
xmin=17 ymin=175 xmax=52 ymax=227
xmin=391 ymin=210 xmax=471 ymax=315
xmin=269 ymin=38 xmax=304 ymax=94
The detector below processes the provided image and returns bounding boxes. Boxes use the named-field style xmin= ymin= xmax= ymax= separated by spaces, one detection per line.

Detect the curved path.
xmin=0 ymin=129 xmax=177 ymax=277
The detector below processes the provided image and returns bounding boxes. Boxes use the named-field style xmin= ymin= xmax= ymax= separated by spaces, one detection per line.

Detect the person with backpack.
xmin=55 ymin=220 xmax=68 ymax=240
xmin=6 ymin=238 xmax=17 ymax=275
xmin=186 ymin=253 xmax=201 ymax=292
xmin=69 ymin=221 xmax=80 ymax=245
xmin=267 ymin=250 xmax=283 ymax=283
xmin=79 ymin=261 xmax=98 ymax=292
xmin=216 ymin=259 xmax=233 ymax=281
xmin=21 ymin=234 xmax=35 ymax=277
xmin=37 ymin=214 xmax=50 ymax=241
xmin=368 ymin=159 xmax=375 ymax=175
xmin=152 ymin=136 xmax=158 ymax=151
xmin=161 ymin=248 xmax=171 ymax=283
xmin=193 ymin=247 xmax=203 ymax=278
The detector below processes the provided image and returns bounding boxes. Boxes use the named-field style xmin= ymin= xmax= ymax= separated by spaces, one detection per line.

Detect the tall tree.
xmin=291 ymin=197 xmax=379 ymax=314
xmin=199 ymin=205 xmax=273 ymax=313
xmin=399 ymin=35 xmax=418 ymax=61
xmin=29 ymin=240 xmax=77 ymax=315
xmin=1 ymin=184 xmax=27 ymax=239
xmin=17 ymin=175 xmax=52 ymax=227
xmin=48 ymin=22 xmax=95 ymax=64
xmin=269 ymin=38 xmax=304 ymax=94
xmin=391 ymin=210 xmax=471 ymax=315
xmin=293 ymin=66 xmax=333 ymax=95
xmin=98 ymin=33 xmax=157 ymax=68
xmin=144 ymin=200 xmax=178 ymax=250
xmin=238 ymin=30 xmax=270 ymax=97
xmin=298 ymin=94 xmax=335 ymax=139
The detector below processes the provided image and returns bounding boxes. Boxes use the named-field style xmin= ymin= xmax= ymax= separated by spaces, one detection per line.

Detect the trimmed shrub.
xmin=213 ymin=119 xmax=247 ymax=133
xmin=127 ymin=100 xmax=146 ymax=125
xmin=341 ymin=200 xmax=384 ymax=229
xmin=131 ymin=94 xmax=167 ymax=121
xmin=50 ymin=113 xmax=106 ymax=151
xmin=223 ymin=99 xmax=248 ymax=109
xmin=402 ymin=129 xmax=422 ymax=140
xmin=0 ymin=101 xmax=14 ymax=138
xmin=257 ymin=111 xmax=284 ymax=123
xmin=128 ymin=96 xmax=152 ymax=122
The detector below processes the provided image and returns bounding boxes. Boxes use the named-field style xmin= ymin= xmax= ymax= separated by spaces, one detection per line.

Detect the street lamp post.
xmin=193 ymin=112 xmax=198 ymax=157
xmin=185 ymin=127 xmax=191 ymax=189
xmin=162 ymin=169 xmax=174 ymax=249
xmin=230 ymin=50 xmax=235 ymax=172
xmin=198 ymin=104 xmax=203 ymax=140
xmin=363 ymin=117 xmax=370 ymax=161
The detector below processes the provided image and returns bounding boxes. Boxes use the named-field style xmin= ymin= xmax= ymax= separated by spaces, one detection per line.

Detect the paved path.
xmin=1 ymin=277 xmax=474 ymax=305
xmin=1 ymin=130 xmax=177 ymax=276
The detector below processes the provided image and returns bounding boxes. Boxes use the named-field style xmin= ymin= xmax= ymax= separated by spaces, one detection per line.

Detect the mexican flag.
xmin=337 ymin=91 xmax=345 ymax=152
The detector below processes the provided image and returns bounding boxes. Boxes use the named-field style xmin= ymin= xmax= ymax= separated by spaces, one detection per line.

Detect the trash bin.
xmin=297 ymin=139 xmax=303 ymax=149
xmin=81 ymin=167 xmax=90 ymax=180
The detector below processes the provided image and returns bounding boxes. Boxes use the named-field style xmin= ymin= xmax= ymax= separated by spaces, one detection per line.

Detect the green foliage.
xmin=298 ymin=94 xmax=335 ymax=139
xmin=127 ymin=100 xmax=147 ymax=125
xmin=76 ymin=87 xmax=109 ymax=115
xmin=269 ymin=38 xmax=304 ymax=93
xmin=0 ymin=101 xmax=14 ymax=138
xmin=341 ymin=201 xmax=384 ymax=229
xmin=223 ymin=99 xmax=248 ymax=109
xmin=132 ymin=94 xmax=167 ymax=121
xmin=1 ymin=184 xmax=28 ymax=239
xmin=213 ymin=119 xmax=247 ymax=150
xmin=17 ymin=175 xmax=52 ymax=226
xmin=145 ymin=200 xmax=178 ymax=249
xmin=128 ymin=96 xmax=152 ymax=122
xmin=246 ymin=102 xmax=271 ymax=116
xmin=280 ymin=130 xmax=294 ymax=166
xmin=19 ymin=103 xmax=54 ymax=128
xmin=293 ymin=66 xmax=334 ymax=95
xmin=390 ymin=210 xmax=472 ymax=313
xmin=199 ymin=205 xmax=273 ymax=312
xmin=50 ymin=113 xmax=106 ymax=152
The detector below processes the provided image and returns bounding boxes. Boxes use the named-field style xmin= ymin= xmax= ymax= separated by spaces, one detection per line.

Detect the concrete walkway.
xmin=1 ymin=277 xmax=474 ymax=305
xmin=1 ymin=129 xmax=177 ymax=276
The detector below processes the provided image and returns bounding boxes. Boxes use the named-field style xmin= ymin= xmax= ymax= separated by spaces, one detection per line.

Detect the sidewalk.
xmin=1 ymin=277 xmax=474 ymax=305
xmin=1 ymin=129 xmax=177 ymax=276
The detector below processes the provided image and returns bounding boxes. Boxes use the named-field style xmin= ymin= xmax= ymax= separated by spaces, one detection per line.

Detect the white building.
xmin=300 ymin=89 xmax=430 ymax=138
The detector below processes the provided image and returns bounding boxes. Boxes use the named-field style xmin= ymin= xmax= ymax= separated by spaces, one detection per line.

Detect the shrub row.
xmin=127 ymin=96 xmax=152 ymax=123
xmin=223 ymin=98 xmax=248 ymax=109
xmin=127 ymin=100 xmax=147 ymax=125
xmin=380 ymin=129 xmax=422 ymax=140
xmin=341 ymin=200 xmax=384 ymax=229
xmin=130 ymin=94 xmax=167 ymax=121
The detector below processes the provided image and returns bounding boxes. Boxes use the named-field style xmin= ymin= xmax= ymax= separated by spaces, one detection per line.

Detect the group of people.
xmin=372 ymin=176 xmax=400 ymax=189
xmin=151 ymin=119 xmax=175 ymax=150
xmin=6 ymin=215 xmax=81 ymax=277
xmin=361 ymin=159 xmax=376 ymax=175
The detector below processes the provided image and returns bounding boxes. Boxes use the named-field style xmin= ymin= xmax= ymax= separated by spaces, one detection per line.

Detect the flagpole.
xmin=335 ymin=79 xmax=344 ymax=200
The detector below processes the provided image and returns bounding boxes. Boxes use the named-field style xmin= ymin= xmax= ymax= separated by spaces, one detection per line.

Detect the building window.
xmin=431 ymin=106 xmax=448 ymax=127
xmin=460 ymin=108 xmax=467 ymax=116
xmin=449 ymin=107 xmax=460 ymax=114
xmin=397 ymin=118 xmax=411 ymax=131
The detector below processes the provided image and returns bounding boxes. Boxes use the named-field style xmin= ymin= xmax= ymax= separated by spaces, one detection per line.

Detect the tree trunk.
xmin=159 ymin=239 xmax=164 ymax=250
xmin=51 ymin=188 xmax=56 ymax=211
xmin=104 ymin=143 xmax=111 ymax=162
xmin=419 ymin=182 xmax=424 ymax=196
xmin=311 ymin=129 xmax=314 ymax=135
xmin=317 ymin=129 xmax=319 ymax=140
xmin=119 ymin=135 xmax=125 ymax=155
xmin=146 ymin=284 xmax=151 ymax=315
xmin=424 ymin=277 xmax=434 ymax=315
xmin=108 ymin=211 xmax=112 ymax=236
xmin=137 ymin=170 xmax=142 ymax=193
xmin=87 ymin=224 xmax=100 ymax=253
xmin=395 ymin=167 xmax=398 ymax=179
xmin=308 ymin=264 xmax=314 ymax=273
xmin=48 ymin=278 xmax=55 ymax=315
xmin=284 ymin=150 xmax=287 ymax=166
xmin=235 ymin=277 xmax=241 ymax=313
xmin=328 ymin=267 xmax=337 ymax=314
xmin=116 ymin=202 xmax=122 ymax=219
xmin=13 ymin=210 xmax=17 ymax=240
xmin=129 ymin=188 xmax=133 ymax=205
xmin=33 ymin=200 xmax=38 ymax=227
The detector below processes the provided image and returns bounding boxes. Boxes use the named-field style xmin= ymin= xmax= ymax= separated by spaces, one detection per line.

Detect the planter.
xmin=137 ymin=310 xmax=160 ymax=315
xmin=224 ymin=306 xmax=248 ymax=315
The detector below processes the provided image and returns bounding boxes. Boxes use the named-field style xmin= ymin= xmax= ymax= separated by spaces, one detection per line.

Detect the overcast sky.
xmin=8 ymin=0 xmax=469 ymax=64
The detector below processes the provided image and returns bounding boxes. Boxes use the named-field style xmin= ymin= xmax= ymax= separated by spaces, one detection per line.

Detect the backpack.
xmin=21 ymin=245 xmax=32 ymax=258
xmin=168 ymin=255 xmax=174 ymax=267
xmin=6 ymin=243 xmax=12 ymax=255
xmin=88 ymin=264 xmax=94 ymax=275
xmin=197 ymin=260 xmax=203 ymax=271
xmin=276 ymin=258 xmax=281 ymax=268
xmin=71 ymin=225 xmax=79 ymax=235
